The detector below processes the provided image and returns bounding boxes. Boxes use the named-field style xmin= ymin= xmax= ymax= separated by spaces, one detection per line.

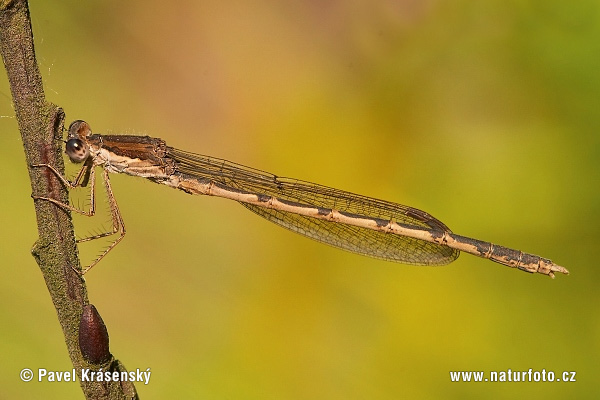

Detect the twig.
xmin=0 ymin=1 xmax=137 ymax=398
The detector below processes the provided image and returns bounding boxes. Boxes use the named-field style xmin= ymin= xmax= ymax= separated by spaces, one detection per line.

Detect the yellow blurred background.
xmin=1 ymin=0 xmax=598 ymax=398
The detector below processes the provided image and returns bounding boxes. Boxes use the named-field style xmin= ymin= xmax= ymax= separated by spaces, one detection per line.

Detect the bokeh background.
xmin=1 ymin=0 xmax=598 ymax=398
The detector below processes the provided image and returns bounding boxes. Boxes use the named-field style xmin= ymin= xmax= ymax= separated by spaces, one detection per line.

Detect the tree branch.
xmin=0 ymin=1 xmax=137 ymax=398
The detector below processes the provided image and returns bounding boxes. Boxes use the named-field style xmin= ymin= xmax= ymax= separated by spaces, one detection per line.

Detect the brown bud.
xmin=79 ymin=304 xmax=111 ymax=364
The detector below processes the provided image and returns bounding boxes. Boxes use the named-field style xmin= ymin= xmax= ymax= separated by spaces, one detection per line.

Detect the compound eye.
xmin=65 ymin=138 xmax=89 ymax=163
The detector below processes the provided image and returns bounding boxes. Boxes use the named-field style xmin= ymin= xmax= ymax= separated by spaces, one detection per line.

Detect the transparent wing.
xmin=167 ymin=148 xmax=459 ymax=265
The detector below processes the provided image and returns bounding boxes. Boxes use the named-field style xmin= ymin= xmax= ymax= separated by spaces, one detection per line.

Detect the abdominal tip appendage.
xmin=537 ymin=259 xmax=569 ymax=278
xmin=550 ymin=263 xmax=569 ymax=278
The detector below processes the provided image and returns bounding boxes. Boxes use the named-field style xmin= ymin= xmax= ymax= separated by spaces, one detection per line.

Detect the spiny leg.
xmin=80 ymin=169 xmax=126 ymax=275
xmin=31 ymin=161 xmax=97 ymax=216
xmin=32 ymin=163 xmax=126 ymax=274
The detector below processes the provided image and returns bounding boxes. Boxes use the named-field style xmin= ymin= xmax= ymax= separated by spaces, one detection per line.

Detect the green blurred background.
xmin=1 ymin=0 xmax=598 ymax=398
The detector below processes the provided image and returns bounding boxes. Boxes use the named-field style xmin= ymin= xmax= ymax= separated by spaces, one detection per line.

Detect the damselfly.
xmin=33 ymin=120 xmax=569 ymax=278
